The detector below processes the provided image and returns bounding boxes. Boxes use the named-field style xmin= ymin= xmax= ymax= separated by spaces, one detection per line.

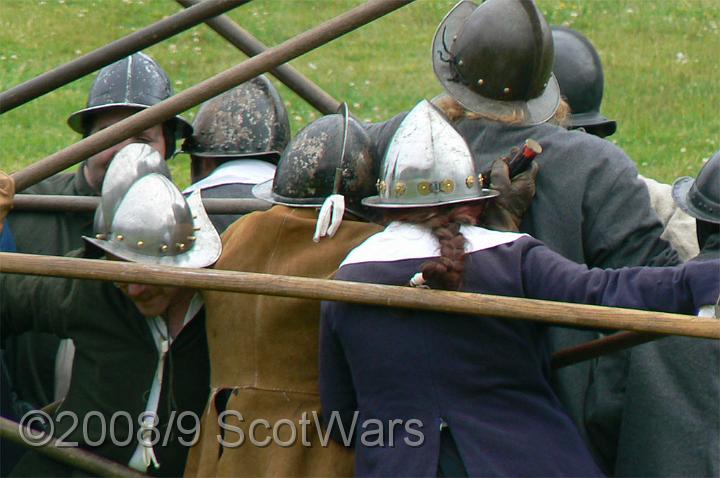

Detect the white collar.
xmin=183 ymin=159 xmax=276 ymax=194
xmin=341 ymin=221 xmax=525 ymax=267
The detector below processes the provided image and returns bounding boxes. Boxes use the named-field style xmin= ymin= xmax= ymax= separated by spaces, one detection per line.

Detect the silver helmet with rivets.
xmin=362 ymin=100 xmax=498 ymax=208
xmin=84 ymin=173 xmax=221 ymax=268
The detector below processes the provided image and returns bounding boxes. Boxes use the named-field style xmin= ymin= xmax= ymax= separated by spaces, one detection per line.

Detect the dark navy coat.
xmin=320 ymin=223 xmax=719 ymax=477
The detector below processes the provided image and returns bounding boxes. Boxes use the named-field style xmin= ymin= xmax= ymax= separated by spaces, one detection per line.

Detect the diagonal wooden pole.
xmin=1 ymin=252 xmax=718 ymax=339
xmin=10 ymin=0 xmax=415 ymax=192
xmin=0 ymin=417 xmax=148 ymax=478
xmin=0 ymin=0 xmax=249 ymax=113
xmin=176 ymin=0 xmax=346 ymax=116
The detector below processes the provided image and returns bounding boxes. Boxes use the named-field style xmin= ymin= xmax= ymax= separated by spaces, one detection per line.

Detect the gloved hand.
xmin=0 ymin=171 xmax=15 ymax=234
xmin=478 ymin=158 xmax=539 ymax=232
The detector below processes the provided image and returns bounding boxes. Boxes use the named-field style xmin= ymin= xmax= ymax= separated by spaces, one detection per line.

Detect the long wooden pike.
xmin=1 ymin=252 xmax=718 ymax=339
xmin=11 ymin=194 xmax=270 ymax=214
xmin=10 ymin=0 xmax=415 ymax=192
xmin=552 ymin=331 xmax=660 ymax=369
xmin=0 ymin=417 xmax=148 ymax=478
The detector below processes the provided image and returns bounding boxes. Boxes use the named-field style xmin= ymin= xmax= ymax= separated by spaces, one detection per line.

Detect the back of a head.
xmin=253 ymin=106 xmax=376 ymax=214
xmin=432 ymin=0 xmax=560 ymax=126
xmin=67 ymin=52 xmax=192 ymax=156
xmin=181 ymin=76 xmax=291 ymax=164
xmin=551 ymin=25 xmax=617 ymax=137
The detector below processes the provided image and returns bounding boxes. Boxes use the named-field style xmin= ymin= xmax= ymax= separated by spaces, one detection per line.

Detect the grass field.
xmin=0 ymin=0 xmax=718 ymax=188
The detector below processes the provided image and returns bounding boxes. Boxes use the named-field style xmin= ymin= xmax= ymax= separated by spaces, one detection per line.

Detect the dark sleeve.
xmin=1 ymin=248 xmax=89 ymax=338
xmin=319 ymin=300 xmax=358 ymax=447
xmin=521 ymin=240 xmax=719 ymax=313
xmin=580 ymin=142 xmax=680 ymax=268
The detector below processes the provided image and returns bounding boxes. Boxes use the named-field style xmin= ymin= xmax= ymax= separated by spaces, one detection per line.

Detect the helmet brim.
xmin=672 ymin=176 xmax=720 ymax=224
xmin=82 ymin=191 xmax=222 ymax=268
xmin=567 ymin=111 xmax=617 ymax=137
xmin=68 ymin=103 xmax=193 ymax=140
xmin=361 ymin=188 xmax=499 ymax=209
xmin=251 ymin=179 xmax=323 ymax=208
xmin=431 ymin=0 xmax=561 ymax=126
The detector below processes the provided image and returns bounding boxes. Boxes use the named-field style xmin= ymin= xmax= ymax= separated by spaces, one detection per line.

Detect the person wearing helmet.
xmin=181 ymin=75 xmax=291 ymax=233
xmin=2 ymin=160 xmax=221 ymax=476
xmin=3 ymin=53 xmax=192 ymax=421
xmin=319 ymin=101 xmax=718 ymax=477
xmin=551 ymin=25 xmax=698 ymax=261
xmin=182 ymin=106 xmax=382 ymax=478
xmin=601 ymin=153 xmax=720 ymax=478
xmin=364 ymin=0 xmax=680 ymax=471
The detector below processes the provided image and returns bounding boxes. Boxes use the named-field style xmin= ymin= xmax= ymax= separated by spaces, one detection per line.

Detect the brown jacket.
xmin=185 ymin=206 xmax=382 ymax=477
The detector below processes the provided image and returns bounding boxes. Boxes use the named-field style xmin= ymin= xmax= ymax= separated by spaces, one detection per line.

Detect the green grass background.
xmin=1 ymin=0 xmax=718 ymax=188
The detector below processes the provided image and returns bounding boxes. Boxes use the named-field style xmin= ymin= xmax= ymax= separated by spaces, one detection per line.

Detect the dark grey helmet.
xmin=552 ymin=25 xmax=616 ymax=137
xmin=672 ymin=151 xmax=720 ymax=225
xmin=67 ymin=52 xmax=193 ymax=148
xmin=432 ymin=0 xmax=560 ymax=125
xmin=181 ymin=76 xmax=290 ymax=164
xmin=252 ymin=105 xmax=376 ymax=212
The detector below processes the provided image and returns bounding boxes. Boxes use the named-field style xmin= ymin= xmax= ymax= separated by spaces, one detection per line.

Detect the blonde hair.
xmin=433 ymin=94 xmax=570 ymax=127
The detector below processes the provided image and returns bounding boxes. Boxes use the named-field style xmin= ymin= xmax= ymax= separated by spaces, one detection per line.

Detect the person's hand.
xmin=478 ymin=158 xmax=539 ymax=232
xmin=0 ymin=171 xmax=15 ymax=234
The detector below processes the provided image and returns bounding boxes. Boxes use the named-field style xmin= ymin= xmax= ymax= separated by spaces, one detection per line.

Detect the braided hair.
xmin=384 ymin=203 xmax=485 ymax=291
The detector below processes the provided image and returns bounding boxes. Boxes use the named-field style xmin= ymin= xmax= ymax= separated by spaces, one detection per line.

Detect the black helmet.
xmin=181 ymin=76 xmax=290 ymax=164
xmin=672 ymin=151 xmax=720 ymax=225
xmin=551 ymin=25 xmax=616 ymax=137
xmin=432 ymin=0 xmax=561 ymax=125
xmin=67 ymin=53 xmax=193 ymax=146
xmin=252 ymin=105 xmax=376 ymax=212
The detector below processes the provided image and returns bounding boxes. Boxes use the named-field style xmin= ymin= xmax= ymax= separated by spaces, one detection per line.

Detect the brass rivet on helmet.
xmin=440 ymin=179 xmax=455 ymax=193
xmin=477 ymin=79 xmax=484 ymax=86
xmin=503 ymin=87 xmax=511 ymax=94
xmin=465 ymin=175 xmax=475 ymax=188
xmin=95 ymin=233 xmax=106 ymax=240
xmin=395 ymin=182 xmax=407 ymax=196
xmin=176 ymin=243 xmax=186 ymax=252
xmin=193 ymin=226 xmax=201 ymax=232
xmin=376 ymin=179 xmax=387 ymax=194
xmin=188 ymin=235 xmax=197 ymax=242
xmin=458 ymin=59 xmax=464 ymax=67
xmin=160 ymin=244 xmax=169 ymax=253
xmin=478 ymin=173 xmax=485 ymax=185
xmin=116 ymin=234 xmax=124 ymax=241
xmin=417 ymin=181 xmax=431 ymax=195
xmin=137 ymin=240 xmax=145 ymax=248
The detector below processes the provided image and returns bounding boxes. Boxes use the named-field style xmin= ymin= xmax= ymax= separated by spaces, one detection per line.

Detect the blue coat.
xmin=320 ymin=224 xmax=719 ymax=477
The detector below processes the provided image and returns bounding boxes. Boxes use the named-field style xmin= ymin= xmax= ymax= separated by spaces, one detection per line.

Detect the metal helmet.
xmin=181 ymin=76 xmax=291 ymax=164
xmin=67 ymin=52 xmax=193 ymax=144
xmin=362 ymin=100 xmax=498 ymax=209
xmin=672 ymin=151 xmax=720 ymax=224
xmin=432 ymin=0 xmax=560 ymax=126
xmin=551 ymin=25 xmax=617 ymax=137
xmin=96 ymin=143 xmax=172 ymax=236
xmin=84 ymin=173 xmax=221 ymax=268
xmin=252 ymin=104 xmax=376 ymax=212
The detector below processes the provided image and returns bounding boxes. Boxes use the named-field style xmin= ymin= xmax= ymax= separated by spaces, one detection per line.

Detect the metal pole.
xmin=12 ymin=194 xmax=270 ymax=214
xmin=175 ymin=0 xmax=344 ymax=116
xmin=0 ymin=0 xmax=249 ymax=114
xmin=552 ymin=331 xmax=658 ymax=369
xmin=10 ymin=0 xmax=415 ymax=192
xmin=0 ymin=417 xmax=148 ymax=478
xmin=1 ymin=252 xmax=718 ymax=339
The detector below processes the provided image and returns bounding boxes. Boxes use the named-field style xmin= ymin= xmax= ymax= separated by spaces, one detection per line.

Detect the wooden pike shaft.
xmin=12 ymin=194 xmax=270 ymax=214
xmin=1 ymin=252 xmax=718 ymax=339
xmin=552 ymin=331 xmax=659 ymax=369
xmin=0 ymin=417 xmax=147 ymax=478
